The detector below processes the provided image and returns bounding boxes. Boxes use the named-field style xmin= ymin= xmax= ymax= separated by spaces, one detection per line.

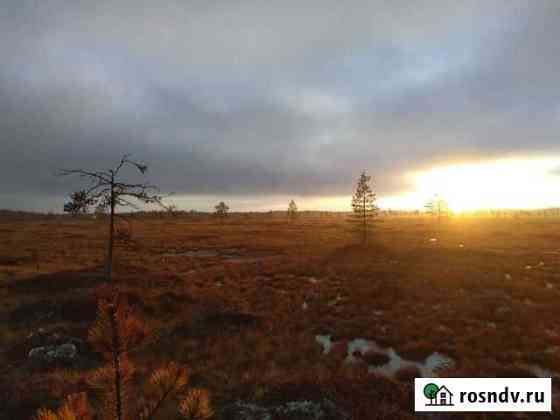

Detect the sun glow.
xmin=382 ymin=157 xmax=560 ymax=212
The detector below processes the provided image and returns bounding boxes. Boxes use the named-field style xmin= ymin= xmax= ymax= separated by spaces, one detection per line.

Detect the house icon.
xmin=427 ymin=385 xmax=454 ymax=407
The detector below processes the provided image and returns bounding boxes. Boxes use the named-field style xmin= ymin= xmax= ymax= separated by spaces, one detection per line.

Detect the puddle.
xmin=162 ymin=248 xmax=280 ymax=262
xmin=163 ymin=249 xmax=219 ymax=258
xmin=316 ymin=335 xmax=455 ymax=378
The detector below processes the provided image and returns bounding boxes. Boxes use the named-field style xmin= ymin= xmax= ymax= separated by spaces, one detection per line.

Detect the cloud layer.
xmin=2 ymin=1 xmax=560 ymax=209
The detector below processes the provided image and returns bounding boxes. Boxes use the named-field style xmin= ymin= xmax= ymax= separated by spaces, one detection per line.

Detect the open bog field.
xmin=1 ymin=213 xmax=560 ymax=419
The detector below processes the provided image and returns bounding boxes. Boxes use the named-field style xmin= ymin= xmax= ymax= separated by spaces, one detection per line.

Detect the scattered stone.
xmin=302 ymin=302 xmax=308 ymax=311
xmin=28 ymin=343 xmax=77 ymax=364
xmin=504 ymin=273 xmax=512 ymax=281
xmin=7 ymin=328 xmax=88 ymax=365
xmin=546 ymin=329 xmax=559 ymax=338
xmin=436 ymin=325 xmax=451 ymax=333
xmin=429 ymin=238 xmax=438 ymax=243
xmin=495 ymin=306 xmax=512 ymax=318
xmin=315 ymin=335 xmax=333 ymax=355
xmin=223 ymin=399 xmax=349 ymax=420
xmin=327 ymin=295 xmax=342 ymax=306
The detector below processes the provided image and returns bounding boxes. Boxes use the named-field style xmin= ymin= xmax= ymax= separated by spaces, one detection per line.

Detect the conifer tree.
xmin=287 ymin=200 xmax=298 ymax=221
xmin=64 ymin=190 xmax=96 ymax=216
xmin=35 ymin=294 xmax=213 ymax=420
xmin=350 ymin=171 xmax=379 ymax=244
xmin=214 ymin=202 xmax=229 ymax=221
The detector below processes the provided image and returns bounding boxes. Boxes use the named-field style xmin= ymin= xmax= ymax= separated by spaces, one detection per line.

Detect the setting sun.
xmin=382 ymin=157 xmax=560 ymax=212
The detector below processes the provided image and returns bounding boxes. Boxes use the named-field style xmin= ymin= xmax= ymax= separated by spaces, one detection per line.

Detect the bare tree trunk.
xmin=107 ymin=173 xmax=115 ymax=281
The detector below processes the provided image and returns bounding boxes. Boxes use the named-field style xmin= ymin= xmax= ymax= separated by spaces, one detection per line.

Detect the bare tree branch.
xmin=59 ymin=154 xmax=166 ymax=280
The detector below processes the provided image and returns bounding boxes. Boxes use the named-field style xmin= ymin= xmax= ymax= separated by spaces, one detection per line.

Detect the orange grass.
xmin=2 ymin=213 xmax=560 ymax=418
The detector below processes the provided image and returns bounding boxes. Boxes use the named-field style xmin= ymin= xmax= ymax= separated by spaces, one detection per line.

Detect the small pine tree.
xmin=350 ymin=171 xmax=379 ymax=244
xmin=287 ymin=200 xmax=298 ymax=221
xmin=63 ymin=190 xmax=96 ymax=216
xmin=35 ymin=291 xmax=213 ymax=420
xmin=34 ymin=393 xmax=91 ymax=420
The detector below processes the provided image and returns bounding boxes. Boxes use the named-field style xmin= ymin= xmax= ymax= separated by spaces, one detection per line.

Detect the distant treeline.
xmin=3 ymin=208 xmax=560 ymax=219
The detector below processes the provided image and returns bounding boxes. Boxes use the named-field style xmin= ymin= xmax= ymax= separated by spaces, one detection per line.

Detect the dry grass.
xmin=2 ymin=213 xmax=560 ymax=418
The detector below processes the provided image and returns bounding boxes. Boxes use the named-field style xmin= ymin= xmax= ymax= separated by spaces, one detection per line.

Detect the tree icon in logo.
xmin=423 ymin=382 xmax=454 ymax=407
xmin=423 ymin=383 xmax=439 ymax=400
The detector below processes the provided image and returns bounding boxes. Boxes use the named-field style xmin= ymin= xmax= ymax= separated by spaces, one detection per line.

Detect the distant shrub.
xmin=287 ymin=200 xmax=298 ymax=221
xmin=214 ymin=202 xmax=229 ymax=221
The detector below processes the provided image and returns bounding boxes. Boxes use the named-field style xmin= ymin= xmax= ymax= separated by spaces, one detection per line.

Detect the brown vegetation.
xmin=1 ymin=213 xmax=560 ymax=418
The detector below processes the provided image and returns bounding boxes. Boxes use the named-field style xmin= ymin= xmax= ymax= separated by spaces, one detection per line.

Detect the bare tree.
xmin=350 ymin=171 xmax=379 ymax=244
xmin=214 ymin=201 xmax=229 ymax=222
xmin=59 ymin=154 xmax=164 ymax=281
xmin=287 ymin=199 xmax=298 ymax=221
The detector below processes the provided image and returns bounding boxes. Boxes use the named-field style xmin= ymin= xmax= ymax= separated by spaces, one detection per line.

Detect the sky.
xmin=1 ymin=1 xmax=560 ymax=212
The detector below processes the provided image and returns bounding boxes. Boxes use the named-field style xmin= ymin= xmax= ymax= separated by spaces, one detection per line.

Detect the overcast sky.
xmin=1 ymin=1 xmax=560 ymax=211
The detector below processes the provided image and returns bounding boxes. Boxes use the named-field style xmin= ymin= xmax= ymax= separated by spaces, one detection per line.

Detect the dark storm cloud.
xmin=1 ymin=1 xmax=560 ymax=209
